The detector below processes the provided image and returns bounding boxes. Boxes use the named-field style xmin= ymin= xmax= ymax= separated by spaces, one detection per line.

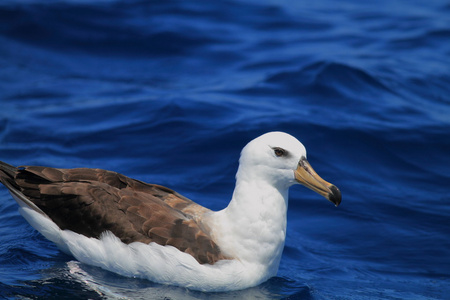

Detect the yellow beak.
xmin=294 ymin=158 xmax=341 ymax=206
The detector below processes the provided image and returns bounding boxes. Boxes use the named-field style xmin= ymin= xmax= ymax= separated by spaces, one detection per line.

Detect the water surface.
xmin=0 ymin=0 xmax=449 ymax=299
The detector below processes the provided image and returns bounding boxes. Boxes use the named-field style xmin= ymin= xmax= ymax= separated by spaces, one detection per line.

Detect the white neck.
xmin=209 ymin=168 xmax=289 ymax=275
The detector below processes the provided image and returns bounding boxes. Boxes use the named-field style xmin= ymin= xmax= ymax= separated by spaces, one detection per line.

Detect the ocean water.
xmin=0 ymin=0 xmax=449 ymax=299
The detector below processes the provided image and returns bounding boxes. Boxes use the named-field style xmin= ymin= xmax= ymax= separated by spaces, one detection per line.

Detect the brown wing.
xmin=0 ymin=162 xmax=228 ymax=264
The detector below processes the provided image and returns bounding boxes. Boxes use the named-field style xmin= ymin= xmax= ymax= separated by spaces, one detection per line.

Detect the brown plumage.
xmin=0 ymin=161 xmax=228 ymax=265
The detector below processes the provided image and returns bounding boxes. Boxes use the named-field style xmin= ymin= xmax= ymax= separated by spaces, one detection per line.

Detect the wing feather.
xmin=0 ymin=162 xmax=227 ymax=264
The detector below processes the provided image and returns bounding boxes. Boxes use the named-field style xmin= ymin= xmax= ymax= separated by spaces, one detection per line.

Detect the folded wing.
xmin=0 ymin=162 xmax=227 ymax=264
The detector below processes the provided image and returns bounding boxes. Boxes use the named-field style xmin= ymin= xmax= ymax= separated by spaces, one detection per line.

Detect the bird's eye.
xmin=274 ymin=148 xmax=286 ymax=157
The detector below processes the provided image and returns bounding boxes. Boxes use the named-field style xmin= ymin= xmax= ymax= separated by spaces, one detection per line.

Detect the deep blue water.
xmin=1 ymin=0 xmax=449 ymax=299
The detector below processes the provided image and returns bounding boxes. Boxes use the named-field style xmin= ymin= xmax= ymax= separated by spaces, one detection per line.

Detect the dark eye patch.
xmin=273 ymin=147 xmax=287 ymax=157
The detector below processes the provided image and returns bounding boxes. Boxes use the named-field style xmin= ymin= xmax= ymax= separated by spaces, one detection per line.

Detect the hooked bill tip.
xmin=328 ymin=185 xmax=342 ymax=207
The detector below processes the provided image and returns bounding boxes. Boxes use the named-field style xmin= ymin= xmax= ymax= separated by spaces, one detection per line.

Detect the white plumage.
xmin=3 ymin=132 xmax=341 ymax=292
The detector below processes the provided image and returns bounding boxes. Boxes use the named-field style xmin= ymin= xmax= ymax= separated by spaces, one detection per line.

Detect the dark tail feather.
xmin=0 ymin=161 xmax=45 ymax=215
xmin=0 ymin=160 xmax=18 ymax=176
xmin=0 ymin=160 xmax=20 ymax=193
xmin=0 ymin=161 xmax=19 ymax=187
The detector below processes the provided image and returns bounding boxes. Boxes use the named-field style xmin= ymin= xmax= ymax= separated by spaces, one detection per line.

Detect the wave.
xmin=265 ymin=60 xmax=392 ymax=98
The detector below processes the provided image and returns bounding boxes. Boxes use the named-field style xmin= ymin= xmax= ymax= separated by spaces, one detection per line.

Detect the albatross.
xmin=0 ymin=132 xmax=341 ymax=292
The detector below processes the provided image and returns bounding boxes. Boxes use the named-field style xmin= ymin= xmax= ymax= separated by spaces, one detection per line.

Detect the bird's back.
xmin=0 ymin=162 xmax=227 ymax=264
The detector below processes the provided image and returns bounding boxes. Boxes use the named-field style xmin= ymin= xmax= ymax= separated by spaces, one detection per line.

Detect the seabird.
xmin=0 ymin=132 xmax=341 ymax=292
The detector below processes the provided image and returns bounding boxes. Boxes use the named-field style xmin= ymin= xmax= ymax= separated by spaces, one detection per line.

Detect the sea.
xmin=0 ymin=0 xmax=449 ymax=299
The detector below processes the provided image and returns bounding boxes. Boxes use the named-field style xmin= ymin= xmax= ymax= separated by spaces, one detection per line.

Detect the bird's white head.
xmin=238 ymin=132 xmax=341 ymax=206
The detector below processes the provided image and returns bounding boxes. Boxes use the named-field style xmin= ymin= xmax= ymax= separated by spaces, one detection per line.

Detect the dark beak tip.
xmin=328 ymin=185 xmax=342 ymax=207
